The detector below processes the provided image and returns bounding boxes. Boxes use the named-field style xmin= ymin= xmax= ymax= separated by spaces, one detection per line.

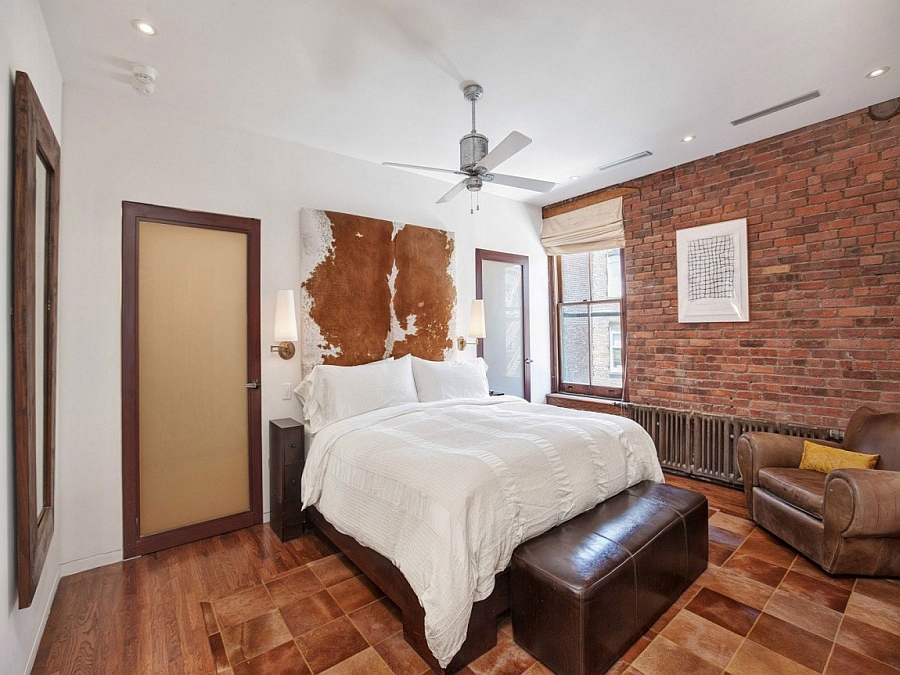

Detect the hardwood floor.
xmin=31 ymin=475 xmax=899 ymax=675
xmin=663 ymin=472 xmax=749 ymax=517
xmin=32 ymin=525 xmax=338 ymax=674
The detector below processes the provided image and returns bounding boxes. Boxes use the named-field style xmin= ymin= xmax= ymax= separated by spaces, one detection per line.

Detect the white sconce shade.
xmin=458 ymin=299 xmax=486 ymax=350
xmin=274 ymin=289 xmax=298 ymax=342
xmin=272 ymin=290 xmax=298 ymax=359
xmin=469 ymin=299 xmax=486 ymax=339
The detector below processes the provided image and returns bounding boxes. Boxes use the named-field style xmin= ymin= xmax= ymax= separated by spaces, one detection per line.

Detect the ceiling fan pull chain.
xmin=470 ymin=191 xmax=474 ymax=215
xmin=476 ymin=192 xmax=480 ymax=211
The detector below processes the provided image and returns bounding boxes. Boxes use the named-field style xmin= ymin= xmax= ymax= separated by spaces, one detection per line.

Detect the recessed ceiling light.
xmin=131 ymin=19 xmax=157 ymax=36
xmin=865 ymin=67 xmax=890 ymax=78
xmin=569 ymin=176 xmax=580 ymax=181
xmin=681 ymin=135 xmax=696 ymax=143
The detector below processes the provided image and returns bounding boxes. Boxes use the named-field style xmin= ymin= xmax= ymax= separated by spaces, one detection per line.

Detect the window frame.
xmin=549 ymin=249 xmax=627 ymax=399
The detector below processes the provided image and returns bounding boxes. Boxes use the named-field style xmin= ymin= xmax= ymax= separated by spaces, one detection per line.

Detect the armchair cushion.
xmin=799 ymin=440 xmax=879 ymax=473
xmin=759 ymin=468 xmax=826 ymax=519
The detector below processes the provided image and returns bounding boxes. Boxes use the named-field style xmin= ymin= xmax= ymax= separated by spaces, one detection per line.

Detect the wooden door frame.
xmin=121 ymin=201 xmax=262 ymax=559
xmin=475 ymin=249 xmax=531 ymax=401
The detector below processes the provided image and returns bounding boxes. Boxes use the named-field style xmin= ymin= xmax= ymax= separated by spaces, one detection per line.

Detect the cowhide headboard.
xmin=299 ymin=209 xmax=456 ymax=375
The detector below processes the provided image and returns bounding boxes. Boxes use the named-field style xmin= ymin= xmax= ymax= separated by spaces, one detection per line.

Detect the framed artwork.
xmin=676 ymin=218 xmax=749 ymax=323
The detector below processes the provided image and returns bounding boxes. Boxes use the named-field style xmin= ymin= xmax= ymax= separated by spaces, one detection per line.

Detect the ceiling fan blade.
xmin=486 ymin=172 xmax=556 ymax=193
xmin=383 ymin=162 xmax=466 ymax=176
xmin=436 ymin=179 xmax=467 ymax=204
xmin=476 ymin=131 xmax=532 ymax=172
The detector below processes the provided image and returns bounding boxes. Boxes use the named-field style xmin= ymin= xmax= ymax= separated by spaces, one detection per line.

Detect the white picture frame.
xmin=676 ymin=218 xmax=749 ymax=323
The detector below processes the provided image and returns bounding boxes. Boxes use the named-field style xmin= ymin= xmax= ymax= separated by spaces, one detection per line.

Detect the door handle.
xmin=524 ymin=358 xmax=534 ymax=365
xmin=245 ymin=380 xmax=260 ymax=389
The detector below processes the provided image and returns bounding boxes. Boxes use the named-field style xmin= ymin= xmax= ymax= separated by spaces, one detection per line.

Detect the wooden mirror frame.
xmin=13 ymin=71 xmax=60 ymax=609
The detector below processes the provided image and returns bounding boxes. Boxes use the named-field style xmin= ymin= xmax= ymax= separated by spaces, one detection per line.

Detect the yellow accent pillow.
xmin=799 ymin=440 xmax=879 ymax=473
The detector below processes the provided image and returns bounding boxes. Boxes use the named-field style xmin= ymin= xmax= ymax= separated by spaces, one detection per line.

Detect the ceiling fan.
xmin=384 ymin=83 xmax=556 ymax=207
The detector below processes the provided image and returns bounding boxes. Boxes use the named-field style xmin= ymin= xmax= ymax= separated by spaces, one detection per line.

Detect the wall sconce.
xmin=457 ymin=299 xmax=486 ymax=350
xmin=272 ymin=289 xmax=298 ymax=360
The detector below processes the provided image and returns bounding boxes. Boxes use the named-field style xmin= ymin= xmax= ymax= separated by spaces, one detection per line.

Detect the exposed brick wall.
xmin=619 ymin=108 xmax=899 ymax=428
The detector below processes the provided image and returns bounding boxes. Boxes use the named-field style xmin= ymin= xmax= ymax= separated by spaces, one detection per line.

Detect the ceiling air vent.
xmin=731 ymin=90 xmax=820 ymax=126
xmin=598 ymin=150 xmax=652 ymax=171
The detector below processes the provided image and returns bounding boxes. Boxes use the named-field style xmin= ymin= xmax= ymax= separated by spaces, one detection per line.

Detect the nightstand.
xmin=269 ymin=418 xmax=305 ymax=542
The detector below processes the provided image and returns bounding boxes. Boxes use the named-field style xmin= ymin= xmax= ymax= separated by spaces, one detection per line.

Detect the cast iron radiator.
xmin=626 ymin=404 xmax=837 ymax=486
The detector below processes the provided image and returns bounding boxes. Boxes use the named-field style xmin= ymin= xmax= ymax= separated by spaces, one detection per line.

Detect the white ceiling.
xmin=41 ymin=0 xmax=900 ymax=207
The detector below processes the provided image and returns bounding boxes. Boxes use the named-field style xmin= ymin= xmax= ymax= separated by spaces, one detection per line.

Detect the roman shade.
xmin=541 ymin=196 xmax=624 ymax=254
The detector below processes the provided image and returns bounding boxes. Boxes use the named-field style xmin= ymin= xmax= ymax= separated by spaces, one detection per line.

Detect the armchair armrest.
xmin=737 ymin=432 xmax=806 ymax=487
xmin=825 ymin=469 xmax=900 ymax=538
xmin=736 ymin=432 xmax=840 ymax=519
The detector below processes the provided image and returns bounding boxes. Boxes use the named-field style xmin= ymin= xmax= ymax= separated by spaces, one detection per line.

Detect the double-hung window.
xmin=553 ymin=249 xmax=625 ymax=398
xmin=542 ymin=194 xmax=627 ymax=399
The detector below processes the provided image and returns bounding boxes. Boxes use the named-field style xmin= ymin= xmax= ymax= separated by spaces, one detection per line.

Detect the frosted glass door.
xmin=477 ymin=250 xmax=530 ymax=400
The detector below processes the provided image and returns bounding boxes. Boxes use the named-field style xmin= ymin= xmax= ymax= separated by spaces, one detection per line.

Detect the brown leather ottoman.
xmin=511 ymin=481 xmax=708 ymax=675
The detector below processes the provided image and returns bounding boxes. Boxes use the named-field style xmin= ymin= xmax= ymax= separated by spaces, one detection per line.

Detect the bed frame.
xmin=307 ymin=507 xmax=509 ymax=674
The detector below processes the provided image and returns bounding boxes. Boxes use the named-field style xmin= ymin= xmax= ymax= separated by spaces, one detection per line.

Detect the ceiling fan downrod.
xmin=465 ymin=83 xmax=483 ymax=133
xmin=460 ymin=84 xmax=488 ymax=174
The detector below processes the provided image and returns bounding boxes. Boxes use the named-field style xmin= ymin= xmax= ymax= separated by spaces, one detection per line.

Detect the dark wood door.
xmin=122 ymin=202 xmax=262 ymax=558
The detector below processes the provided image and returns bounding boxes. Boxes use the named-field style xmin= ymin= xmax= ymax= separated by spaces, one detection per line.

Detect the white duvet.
xmin=301 ymin=397 xmax=663 ymax=667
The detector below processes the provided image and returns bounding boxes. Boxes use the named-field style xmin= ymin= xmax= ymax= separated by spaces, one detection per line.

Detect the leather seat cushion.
xmin=758 ymin=468 xmax=826 ymax=519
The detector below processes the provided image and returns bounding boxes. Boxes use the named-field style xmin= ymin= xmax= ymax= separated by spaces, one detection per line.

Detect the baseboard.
xmin=24 ymin=564 xmax=61 ymax=675
xmin=59 ymin=549 xmax=123 ymax=577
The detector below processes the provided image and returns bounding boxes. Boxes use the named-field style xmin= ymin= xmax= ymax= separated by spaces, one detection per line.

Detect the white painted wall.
xmin=56 ymin=85 xmax=549 ymax=572
xmin=0 ymin=1 xmax=63 ymax=672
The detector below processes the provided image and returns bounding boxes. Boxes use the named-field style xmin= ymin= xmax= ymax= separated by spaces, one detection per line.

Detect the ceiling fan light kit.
xmin=383 ymin=83 xmax=555 ymax=207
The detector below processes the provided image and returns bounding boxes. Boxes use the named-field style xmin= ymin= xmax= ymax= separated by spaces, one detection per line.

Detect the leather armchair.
xmin=737 ymin=407 xmax=900 ymax=576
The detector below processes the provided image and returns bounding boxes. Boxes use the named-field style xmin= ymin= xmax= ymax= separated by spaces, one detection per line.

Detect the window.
xmin=609 ymin=325 xmax=622 ymax=375
xmin=552 ymin=248 xmax=625 ymax=397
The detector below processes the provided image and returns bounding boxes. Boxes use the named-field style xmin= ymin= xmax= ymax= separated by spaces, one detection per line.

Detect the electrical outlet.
xmin=282 ymin=383 xmax=292 ymax=401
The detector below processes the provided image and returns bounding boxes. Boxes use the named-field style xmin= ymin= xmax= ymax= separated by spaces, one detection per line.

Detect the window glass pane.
xmin=609 ymin=320 xmax=622 ymax=374
xmin=590 ymin=249 xmax=622 ymax=300
xmin=589 ymin=304 xmax=622 ymax=389
xmin=607 ymin=250 xmax=622 ymax=298
xmin=561 ymin=252 xmax=590 ymax=302
xmin=560 ymin=304 xmax=590 ymax=384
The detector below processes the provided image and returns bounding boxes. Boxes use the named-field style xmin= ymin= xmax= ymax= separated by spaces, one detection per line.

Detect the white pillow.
xmin=411 ymin=356 xmax=490 ymax=402
xmin=294 ymin=355 xmax=418 ymax=432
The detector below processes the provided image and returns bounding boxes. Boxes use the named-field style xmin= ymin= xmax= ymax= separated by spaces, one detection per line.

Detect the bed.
xmin=296 ymin=355 xmax=663 ymax=673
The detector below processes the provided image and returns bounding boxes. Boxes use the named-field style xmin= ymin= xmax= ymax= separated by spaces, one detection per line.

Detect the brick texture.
xmin=619 ymin=108 xmax=899 ymax=428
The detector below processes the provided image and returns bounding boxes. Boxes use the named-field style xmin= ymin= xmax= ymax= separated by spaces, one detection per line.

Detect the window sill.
xmin=546 ymin=393 xmax=626 ymax=415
